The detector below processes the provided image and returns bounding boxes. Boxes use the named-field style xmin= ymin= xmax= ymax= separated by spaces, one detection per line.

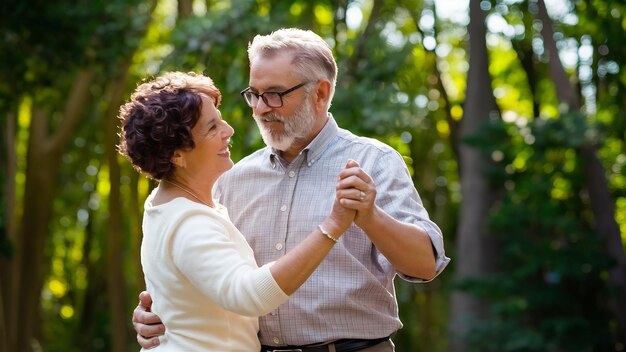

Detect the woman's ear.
xmin=171 ymin=151 xmax=186 ymax=168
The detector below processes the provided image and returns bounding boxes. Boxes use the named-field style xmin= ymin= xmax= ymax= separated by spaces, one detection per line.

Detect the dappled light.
xmin=1 ymin=0 xmax=625 ymax=351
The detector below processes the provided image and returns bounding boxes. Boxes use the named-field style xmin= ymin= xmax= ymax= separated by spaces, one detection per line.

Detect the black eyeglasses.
xmin=240 ymin=82 xmax=309 ymax=108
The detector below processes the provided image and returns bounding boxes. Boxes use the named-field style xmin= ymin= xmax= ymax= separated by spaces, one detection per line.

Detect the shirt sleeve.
xmin=170 ymin=209 xmax=289 ymax=316
xmin=370 ymin=148 xmax=451 ymax=282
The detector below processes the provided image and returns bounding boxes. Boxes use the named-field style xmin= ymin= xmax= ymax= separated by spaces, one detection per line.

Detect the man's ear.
xmin=313 ymin=79 xmax=331 ymax=111
xmin=171 ymin=151 xmax=186 ymax=168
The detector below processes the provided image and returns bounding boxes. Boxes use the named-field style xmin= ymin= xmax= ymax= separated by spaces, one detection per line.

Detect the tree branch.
xmin=345 ymin=0 xmax=384 ymax=80
xmin=44 ymin=69 xmax=96 ymax=155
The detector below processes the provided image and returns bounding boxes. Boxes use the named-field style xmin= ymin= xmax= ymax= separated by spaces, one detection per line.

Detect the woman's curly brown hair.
xmin=117 ymin=72 xmax=221 ymax=180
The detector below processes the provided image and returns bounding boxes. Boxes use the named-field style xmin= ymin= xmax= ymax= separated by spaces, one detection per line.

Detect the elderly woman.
xmin=117 ymin=71 xmax=355 ymax=351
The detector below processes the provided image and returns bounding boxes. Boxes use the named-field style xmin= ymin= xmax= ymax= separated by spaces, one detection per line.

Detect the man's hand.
xmin=132 ymin=291 xmax=165 ymax=349
xmin=336 ymin=159 xmax=377 ymax=226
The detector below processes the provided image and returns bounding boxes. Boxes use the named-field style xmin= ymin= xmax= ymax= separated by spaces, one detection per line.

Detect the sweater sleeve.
xmin=170 ymin=208 xmax=289 ymax=316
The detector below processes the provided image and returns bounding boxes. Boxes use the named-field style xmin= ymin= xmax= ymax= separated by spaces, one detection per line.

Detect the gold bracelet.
xmin=318 ymin=225 xmax=338 ymax=243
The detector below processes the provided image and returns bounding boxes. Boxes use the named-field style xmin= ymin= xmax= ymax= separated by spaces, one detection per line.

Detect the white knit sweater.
xmin=140 ymin=189 xmax=289 ymax=351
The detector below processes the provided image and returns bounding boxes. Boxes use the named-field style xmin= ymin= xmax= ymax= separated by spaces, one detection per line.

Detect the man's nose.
xmin=252 ymin=97 xmax=272 ymax=115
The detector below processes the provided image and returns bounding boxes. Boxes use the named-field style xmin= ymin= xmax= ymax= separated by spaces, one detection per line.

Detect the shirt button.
xmin=270 ymin=310 xmax=277 ymax=316
xmin=288 ymin=170 xmax=296 ymax=178
xmin=275 ymin=243 xmax=283 ymax=251
xmin=280 ymin=205 xmax=287 ymax=212
xmin=273 ymin=337 xmax=280 ymax=344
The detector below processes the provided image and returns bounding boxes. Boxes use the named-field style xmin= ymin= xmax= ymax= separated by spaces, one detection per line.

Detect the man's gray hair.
xmin=248 ymin=28 xmax=337 ymax=109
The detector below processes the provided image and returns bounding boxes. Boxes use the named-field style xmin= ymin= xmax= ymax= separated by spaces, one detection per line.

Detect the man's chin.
xmin=263 ymin=136 xmax=293 ymax=151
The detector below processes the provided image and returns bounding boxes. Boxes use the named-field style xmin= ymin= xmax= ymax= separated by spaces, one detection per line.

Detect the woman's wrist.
xmin=317 ymin=224 xmax=338 ymax=243
xmin=319 ymin=218 xmax=346 ymax=241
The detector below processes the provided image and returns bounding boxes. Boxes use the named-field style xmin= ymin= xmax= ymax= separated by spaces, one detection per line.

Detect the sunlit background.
xmin=1 ymin=0 xmax=625 ymax=351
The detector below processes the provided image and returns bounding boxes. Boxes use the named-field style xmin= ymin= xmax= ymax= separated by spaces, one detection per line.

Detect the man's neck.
xmin=278 ymin=144 xmax=305 ymax=164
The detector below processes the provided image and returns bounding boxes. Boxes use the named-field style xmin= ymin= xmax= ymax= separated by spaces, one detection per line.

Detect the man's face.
xmin=253 ymin=92 xmax=316 ymax=151
xmin=247 ymin=53 xmax=317 ymax=151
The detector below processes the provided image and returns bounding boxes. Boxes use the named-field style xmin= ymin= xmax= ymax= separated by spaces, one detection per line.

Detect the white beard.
xmin=253 ymin=98 xmax=316 ymax=151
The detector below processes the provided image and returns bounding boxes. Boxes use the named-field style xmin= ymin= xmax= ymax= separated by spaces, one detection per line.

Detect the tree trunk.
xmin=344 ymin=0 xmax=383 ymax=83
xmin=537 ymin=0 xmax=626 ymax=338
xmin=536 ymin=0 xmax=580 ymax=110
xmin=103 ymin=63 xmax=132 ymax=352
xmin=510 ymin=0 xmax=540 ymax=119
xmin=409 ymin=6 xmax=459 ymax=161
xmin=129 ymin=172 xmax=146 ymax=289
xmin=332 ymin=0 xmax=349 ymax=42
xmin=100 ymin=3 xmax=157 ymax=348
xmin=0 ymin=111 xmax=17 ymax=352
xmin=14 ymin=70 xmax=95 ymax=352
xmin=72 ymin=209 xmax=99 ymax=350
xmin=449 ymin=0 xmax=501 ymax=349
xmin=15 ymin=109 xmax=63 ymax=352
xmin=178 ymin=0 xmax=193 ymax=20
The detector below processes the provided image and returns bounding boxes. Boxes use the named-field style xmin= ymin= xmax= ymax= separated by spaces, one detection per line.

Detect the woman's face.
xmin=182 ymin=95 xmax=234 ymax=181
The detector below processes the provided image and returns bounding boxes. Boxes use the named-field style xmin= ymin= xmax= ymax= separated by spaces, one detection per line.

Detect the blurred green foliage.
xmin=461 ymin=113 xmax=616 ymax=351
xmin=2 ymin=0 xmax=625 ymax=351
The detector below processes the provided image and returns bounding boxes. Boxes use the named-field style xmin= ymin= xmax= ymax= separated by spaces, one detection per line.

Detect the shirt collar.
xmin=268 ymin=113 xmax=338 ymax=168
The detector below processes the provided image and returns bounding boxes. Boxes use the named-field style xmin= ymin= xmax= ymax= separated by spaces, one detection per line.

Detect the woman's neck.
xmin=161 ymin=178 xmax=214 ymax=208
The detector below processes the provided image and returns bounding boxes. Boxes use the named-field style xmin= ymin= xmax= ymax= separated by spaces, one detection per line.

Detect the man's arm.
xmin=337 ymin=160 xmax=438 ymax=280
xmin=355 ymin=204 xmax=436 ymax=279
xmin=132 ymin=291 xmax=165 ymax=349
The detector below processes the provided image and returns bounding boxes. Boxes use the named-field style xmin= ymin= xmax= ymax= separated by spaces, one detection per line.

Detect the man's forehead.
xmin=250 ymin=52 xmax=293 ymax=70
xmin=249 ymin=56 xmax=297 ymax=88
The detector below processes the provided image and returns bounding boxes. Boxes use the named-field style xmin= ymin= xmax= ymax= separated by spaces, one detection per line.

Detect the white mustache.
xmin=255 ymin=113 xmax=283 ymax=123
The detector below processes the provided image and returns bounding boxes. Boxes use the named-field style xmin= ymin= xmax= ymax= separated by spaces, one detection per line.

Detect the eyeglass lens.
xmin=244 ymin=91 xmax=282 ymax=108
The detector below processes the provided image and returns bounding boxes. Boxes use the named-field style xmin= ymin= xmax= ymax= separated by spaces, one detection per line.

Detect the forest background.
xmin=1 ymin=0 xmax=625 ymax=351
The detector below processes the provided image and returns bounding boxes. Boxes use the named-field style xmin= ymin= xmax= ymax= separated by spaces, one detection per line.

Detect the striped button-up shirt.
xmin=214 ymin=114 xmax=450 ymax=346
